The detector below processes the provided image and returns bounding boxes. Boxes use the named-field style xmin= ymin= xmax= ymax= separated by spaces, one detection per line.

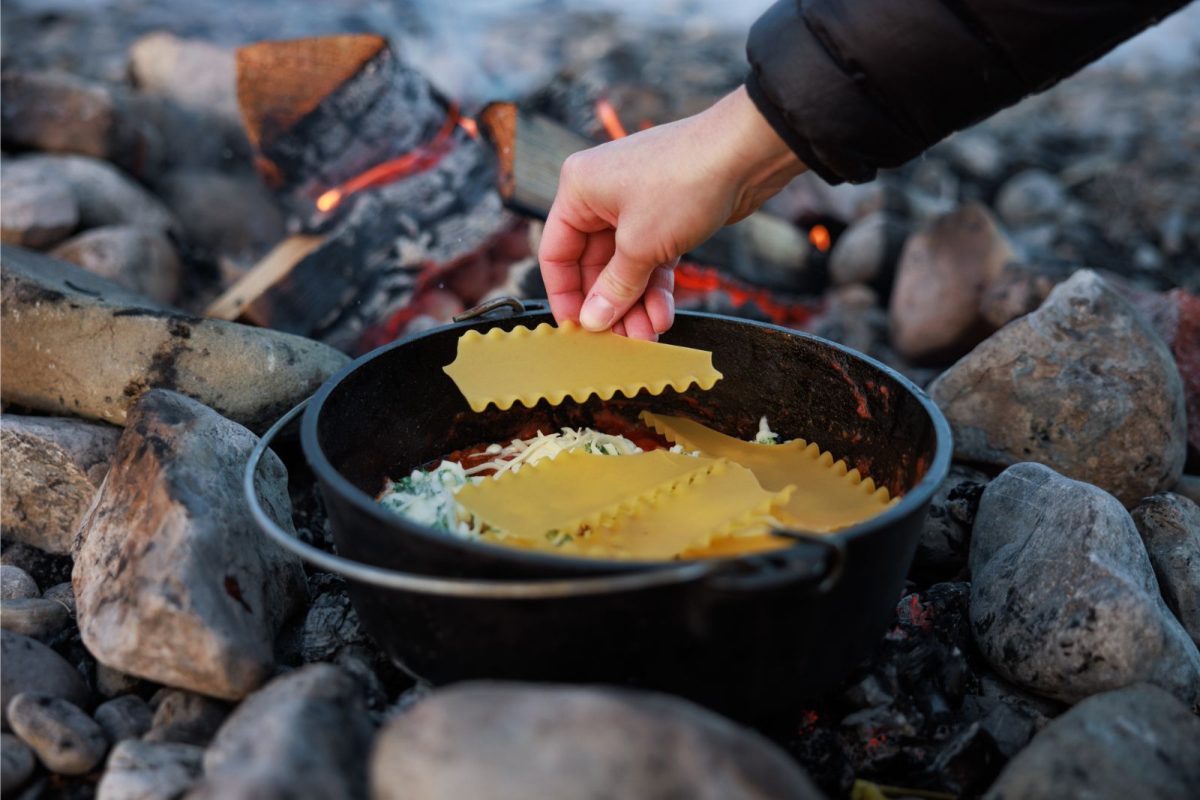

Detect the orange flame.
xmin=315 ymin=102 xmax=464 ymax=214
xmin=595 ymin=98 xmax=628 ymax=139
xmin=808 ymin=224 xmax=831 ymax=252
xmin=459 ymin=116 xmax=479 ymax=139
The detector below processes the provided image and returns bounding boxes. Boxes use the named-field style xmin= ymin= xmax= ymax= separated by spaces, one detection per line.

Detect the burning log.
xmin=479 ymin=101 xmax=821 ymax=293
xmin=211 ymin=35 xmax=523 ymax=352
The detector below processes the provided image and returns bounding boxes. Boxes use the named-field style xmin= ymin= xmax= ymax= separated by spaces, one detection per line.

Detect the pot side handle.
xmin=703 ymin=530 xmax=846 ymax=594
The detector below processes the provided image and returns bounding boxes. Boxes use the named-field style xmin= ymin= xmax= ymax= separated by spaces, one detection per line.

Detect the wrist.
xmin=703 ymin=85 xmax=806 ymax=219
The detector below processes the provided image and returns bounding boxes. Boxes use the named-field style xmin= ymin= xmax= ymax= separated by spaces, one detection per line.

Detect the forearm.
xmin=747 ymin=0 xmax=1192 ymax=184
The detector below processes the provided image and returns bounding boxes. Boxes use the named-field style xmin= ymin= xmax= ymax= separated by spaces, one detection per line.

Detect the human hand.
xmin=538 ymin=85 xmax=806 ymax=339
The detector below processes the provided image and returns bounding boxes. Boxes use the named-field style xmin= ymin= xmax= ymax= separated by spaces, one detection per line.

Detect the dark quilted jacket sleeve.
xmin=745 ymin=0 xmax=1191 ymax=184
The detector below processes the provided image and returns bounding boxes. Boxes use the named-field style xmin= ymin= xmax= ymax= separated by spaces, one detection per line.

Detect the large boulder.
xmin=970 ymin=463 xmax=1200 ymax=705
xmin=1 ymin=245 xmax=348 ymax=432
xmin=73 ymin=390 xmax=307 ymax=700
xmin=371 ymin=682 xmax=825 ymax=800
xmin=888 ymin=203 xmax=1013 ymax=364
xmin=983 ymin=684 xmax=1200 ymax=800
xmin=930 ymin=270 xmax=1187 ymax=507
xmin=1132 ymin=493 xmax=1200 ymax=647
xmin=1 ymin=415 xmax=119 ymax=554
xmin=188 ymin=664 xmax=374 ymax=799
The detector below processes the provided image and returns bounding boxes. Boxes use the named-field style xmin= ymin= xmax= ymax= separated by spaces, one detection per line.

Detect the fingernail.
xmin=653 ymin=288 xmax=675 ymax=333
xmin=580 ymin=295 xmax=616 ymax=331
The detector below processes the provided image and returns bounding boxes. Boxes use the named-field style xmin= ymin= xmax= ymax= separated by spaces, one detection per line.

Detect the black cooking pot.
xmin=246 ymin=299 xmax=951 ymax=721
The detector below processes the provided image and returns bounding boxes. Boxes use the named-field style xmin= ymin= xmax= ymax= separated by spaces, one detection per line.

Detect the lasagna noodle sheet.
xmin=640 ymin=412 xmax=894 ymax=533
xmin=574 ymin=460 xmax=794 ymax=560
xmin=455 ymin=449 xmax=718 ymax=540
xmin=443 ymin=322 xmax=723 ymax=412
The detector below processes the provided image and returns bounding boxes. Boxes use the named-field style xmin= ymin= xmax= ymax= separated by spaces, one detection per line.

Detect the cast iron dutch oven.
xmin=246 ymin=298 xmax=952 ymax=721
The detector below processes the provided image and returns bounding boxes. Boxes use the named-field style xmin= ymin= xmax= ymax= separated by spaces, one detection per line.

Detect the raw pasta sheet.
xmin=443 ymin=322 xmax=722 ymax=412
xmin=640 ymin=412 xmax=894 ymax=533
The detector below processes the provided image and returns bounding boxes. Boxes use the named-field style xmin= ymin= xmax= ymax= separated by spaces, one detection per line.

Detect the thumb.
xmin=579 ymin=250 xmax=656 ymax=332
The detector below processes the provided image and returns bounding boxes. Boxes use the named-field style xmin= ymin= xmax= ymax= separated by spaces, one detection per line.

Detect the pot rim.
xmin=297 ymin=308 xmax=953 ymax=582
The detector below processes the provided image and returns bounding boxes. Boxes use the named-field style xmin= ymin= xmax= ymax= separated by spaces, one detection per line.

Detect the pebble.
xmin=983 ymin=684 xmax=1200 ymax=800
xmin=970 ymin=463 xmax=1200 ymax=705
xmin=930 ymin=270 xmax=1187 ymax=506
xmin=0 ymin=544 xmax=73 ymax=598
xmin=143 ymin=690 xmax=230 ymax=747
xmin=52 ymin=225 xmax=183 ymax=305
xmin=0 ymin=169 xmax=79 ymax=249
xmin=995 ymin=168 xmax=1069 ymax=228
xmin=0 ymin=598 xmax=71 ymax=642
xmin=128 ymin=33 xmax=239 ymax=125
xmin=0 ymin=565 xmax=39 ymax=600
xmin=371 ymin=682 xmax=824 ymax=800
xmin=7 ymin=693 xmax=108 ymax=775
xmin=978 ymin=261 xmax=1061 ymax=329
xmin=94 ymin=695 xmax=154 ymax=743
xmin=95 ymin=664 xmax=141 ymax=699
xmin=1 ymin=630 xmax=91 ymax=727
xmin=827 ymin=212 xmax=908 ymax=290
xmin=42 ymin=583 xmax=77 ymax=619
xmin=2 ymin=155 xmax=174 ymax=232
xmin=96 ymin=739 xmax=203 ymax=800
xmin=1 ymin=732 xmax=36 ymax=793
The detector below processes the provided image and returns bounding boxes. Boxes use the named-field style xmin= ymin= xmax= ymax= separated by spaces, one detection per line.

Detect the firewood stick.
xmin=205 ymin=235 xmax=325 ymax=322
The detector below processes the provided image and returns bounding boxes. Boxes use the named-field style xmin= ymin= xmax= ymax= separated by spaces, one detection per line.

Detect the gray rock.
xmin=1 ymin=246 xmax=349 ymax=432
xmin=0 ymin=169 xmax=78 ymax=249
xmin=983 ymin=684 xmax=1200 ymax=800
xmin=970 ymin=463 xmax=1200 ymax=705
xmin=98 ymin=740 xmax=203 ymax=800
xmin=52 ymin=226 xmax=183 ymax=306
xmin=94 ymin=695 xmax=154 ymax=743
xmin=3 ymin=155 xmax=175 ymax=232
xmin=807 ymin=284 xmax=888 ymax=359
xmin=1 ymin=732 xmax=36 ymax=793
xmin=0 ymin=71 xmax=161 ymax=177
xmin=7 ymin=693 xmax=108 ymax=775
xmin=156 ymin=170 xmax=284 ymax=264
xmin=73 ymin=390 xmax=307 ymax=700
xmin=0 ymin=545 xmax=72 ymax=600
xmin=995 ymin=168 xmax=1068 ymax=228
xmin=42 ymin=582 xmax=77 ymax=619
xmin=912 ymin=466 xmax=989 ymax=579
xmin=371 ymin=682 xmax=824 ymax=800
xmin=188 ymin=664 xmax=374 ymax=800
xmin=930 ymin=271 xmax=1187 ymax=507
xmin=888 ymin=203 xmax=1014 ymax=364
xmin=0 ymin=598 xmax=71 ymax=642
xmin=95 ymin=664 xmax=141 ymax=699
xmin=1132 ymin=493 xmax=1200 ymax=646
xmin=828 ymin=212 xmax=908 ymax=289
xmin=943 ymin=132 xmax=1005 ymax=181
xmin=1 ymin=631 xmax=91 ymax=727
xmin=128 ymin=34 xmax=239 ymax=125
xmin=0 ymin=565 xmax=39 ymax=600
xmin=1 ymin=414 xmax=119 ymax=554
xmin=144 ymin=690 xmax=229 ymax=747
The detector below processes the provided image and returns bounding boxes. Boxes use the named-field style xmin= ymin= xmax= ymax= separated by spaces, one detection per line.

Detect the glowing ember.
xmin=595 ymin=98 xmax=628 ymax=139
xmin=315 ymin=102 xmax=465 ymax=214
xmin=674 ymin=261 xmax=818 ymax=327
xmin=808 ymin=224 xmax=831 ymax=252
xmin=459 ymin=116 xmax=479 ymax=138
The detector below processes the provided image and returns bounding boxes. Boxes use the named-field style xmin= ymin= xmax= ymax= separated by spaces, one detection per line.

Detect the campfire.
xmin=1 ymin=3 xmax=1199 ymax=799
